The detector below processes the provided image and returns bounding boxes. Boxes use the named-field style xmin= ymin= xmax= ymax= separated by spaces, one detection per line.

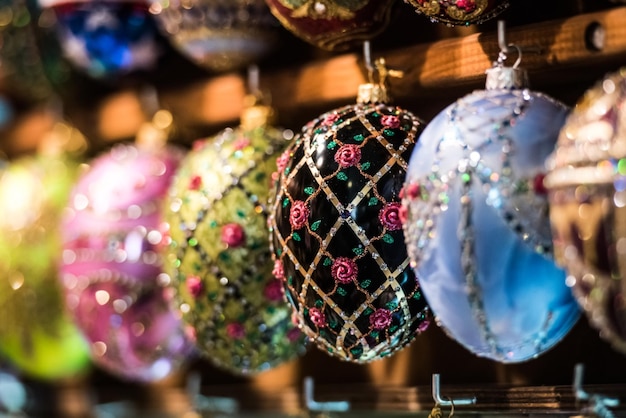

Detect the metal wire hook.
xmin=432 ymin=374 xmax=476 ymax=407
xmin=363 ymin=41 xmax=375 ymax=84
xmin=303 ymin=377 xmax=350 ymax=413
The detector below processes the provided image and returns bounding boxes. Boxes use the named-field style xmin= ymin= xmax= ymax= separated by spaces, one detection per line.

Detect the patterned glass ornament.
xmin=264 ymin=0 xmax=394 ymax=51
xmin=0 ymin=141 xmax=91 ymax=380
xmin=165 ymin=102 xmax=307 ymax=375
xmin=402 ymin=61 xmax=580 ymax=362
xmin=545 ymin=68 xmax=626 ymax=354
xmin=148 ymin=0 xmax=279 ymax=73
xmin=60 ymin=143 xmax=194 ymax=382
xmin=403 ymin=0 xmax=510 ymax=26
xmin=268 ymin=64 xmax=431 ymax=363
xmin=37 ymin=0 xmax=161 ymax=79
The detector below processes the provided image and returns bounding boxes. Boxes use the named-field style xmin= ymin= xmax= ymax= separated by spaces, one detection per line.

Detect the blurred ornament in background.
xmin=545 ymin=67 xmax=626 ymax=355
xmin=35 ymin=0 xmax=161 ymax=80
xmin=264 ymin=0 xmax=394 ymax=51
xmin=402 ymin=48 xmax=580 ymax=363
xmin=165 ymin=81 xmax=307 ymax=375
xmin=59 ymin=135 xmax=194 ymax=382
xmin=269 ymin=56 xmax=431 ymax=364
xmin=148 ymin=0 xmax=279 ymax=73
xmin=0 ymin=0 xmax=53 ymax=102
xmin=402 ymin=0 xmax=510 ymax=26
xmin=0 ymin=122 xmax=91 ymax=380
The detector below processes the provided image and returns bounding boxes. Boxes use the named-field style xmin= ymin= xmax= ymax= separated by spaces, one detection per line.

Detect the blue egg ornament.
xmin=37 ymin=0 xmax=161 ymax=79
xmin=402 ymin=60 xmax=581 ymax=362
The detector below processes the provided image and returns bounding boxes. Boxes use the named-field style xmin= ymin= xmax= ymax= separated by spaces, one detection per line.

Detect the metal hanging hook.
xmin=432 ymin=374 xmax=476 ymax=407
xmin=363 ymin=40 xmax=375 ymax=84
xmin=573 ymin=364 xmax=619 ymax=418
xmin=303 ymin=376 xmax=350 ymax=413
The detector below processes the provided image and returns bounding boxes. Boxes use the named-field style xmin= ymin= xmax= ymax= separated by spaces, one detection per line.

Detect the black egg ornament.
xmin=268 ymin=59 xmax=432 ymax=363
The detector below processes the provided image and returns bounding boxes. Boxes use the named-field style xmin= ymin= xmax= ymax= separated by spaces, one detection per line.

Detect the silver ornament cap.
xmin=485 ymin=65 xmax=529 ymax=90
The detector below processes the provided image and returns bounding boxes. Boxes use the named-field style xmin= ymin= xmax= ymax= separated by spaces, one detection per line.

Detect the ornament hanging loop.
xmin=485 ymin=21 xmax=530 ymax=90
xmin=359 ymin=41 xmax=403 ymax=104
xmin=241 ymin=64 xmax=276 ymax=130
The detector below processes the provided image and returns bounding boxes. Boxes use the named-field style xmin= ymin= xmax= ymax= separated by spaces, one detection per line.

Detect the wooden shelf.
xmin=156 ymin=6 xmax=626 ymax=135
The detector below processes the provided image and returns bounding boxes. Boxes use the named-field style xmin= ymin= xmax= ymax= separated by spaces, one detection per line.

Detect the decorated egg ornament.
xmin=402 ymin=56 xmax=580 ymax=362
xmin=60 ymin=143 xmax=193 ymax=381
xmin=545 ymin=68 xmax=626 ymax=354
xmin=268 ymin=60 xmax=431 ymax=363
xmin=0 ymin=146 xmax=91 ymax=380
xmin=264 ymin=0 xmax=394 ymax=51
xmin=149 ymin=0 xmax=279 ymax=72
xmin=165 ymin=98 xmax=307 ymax=375
xmin=403 ymin=0 xmax=510 ymax=26
xmin=37 ymin=0 xmax=161 ymax=79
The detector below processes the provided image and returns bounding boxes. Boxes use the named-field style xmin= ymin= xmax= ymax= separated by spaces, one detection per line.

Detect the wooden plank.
xmin=96 ymin=6 xmax=626 ymax=142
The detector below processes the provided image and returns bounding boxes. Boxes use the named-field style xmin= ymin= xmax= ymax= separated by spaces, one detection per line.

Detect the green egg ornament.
xmin=0 ymin=127 xmax=91 ymax=380
xmin=165 ymin=100 xmax=307 ymax=375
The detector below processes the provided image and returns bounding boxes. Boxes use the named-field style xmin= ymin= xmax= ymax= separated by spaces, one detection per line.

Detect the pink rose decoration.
xmin=221 ymin=223 xmax=246 ymax=247
xmin=399 ymin=205 xmax=409 ymax=224
xmin=379 ymin=202 xmax=403 ymax=231
xmin=276 ymin=149 xmax=291 ymax=174
xmin=417 ymin=319 xmax=431 ymax=333
xmin=331 ymin=257 xmax=358 ymax=284
xmin=381 ymin=115 xmax=401 ymax=129
xmin=533 ymin=173 xmax=548 ymax=195
xmin=287 ymin=327 xmax=303 ymax=342
xmin=188 ymin=175 xmax=202 ymax=190
xmin=309 ymin=308 xmax=326 ymax=327
xmin=226 ymin=322 xmax=246 ymax=339
xmin=233 ymin=138 xmax=251 ymax=150
xmin=334 ymin=144 xmax=362 ymax=168
xmin=272 ymin=259 xmax=285 ymax=280
xmin=289 ymin=200 xmax=309 ymax=230
xmin=456 ymin=0 xmax=477 ymax=12
xmin=370 ymin=308 xmax=392 ymax=330
xmin=322 ymin=113 xmax=339 ymax=126
xmin=264 ymin=279 xmax=284 ymax=301
xmin=186 ymin=275 xmax=203 ymax=299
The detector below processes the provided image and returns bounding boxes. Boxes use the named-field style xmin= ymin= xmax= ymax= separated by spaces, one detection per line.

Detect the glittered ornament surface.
xmin=0 ymin=154 xmax=91 ymax=380
xmin=39 ymin=0 xmax=160 ymax=79
xmin=165 ymin=123 xmax=307 ymax=375
xmin=60 ymin=143 xmax=193 ymax=382
xmin=265 ymin=0 xmax=394 ymax=51
xmin=149 ymin=0 xmax=279 ymax=72
xmin=403 ymin=0 xmax=510 ymax=26
xmin=403 ymin=83 xmax=580 ymax=362
xmin=545 ymin=68 xmax=626 ymax=354
xmin=269 ymin=101 xmax=431 ymax=363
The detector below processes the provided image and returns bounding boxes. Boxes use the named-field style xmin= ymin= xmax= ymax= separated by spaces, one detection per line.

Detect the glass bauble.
xmin=545 ymin=68 xmax=626 ymax=354
xmin=0 ymin=0 xmax=52 ymax=101
xmin=264 ymin=0 xmax=394 ymax=51
xmin=402 ymin=67 xmax=580 ymax=362
xmin=37 ymin=0 xmax=161 ymax=79
xmin=269 ymin=92 xmax=431 ymax=363
xmin=0 ymin=152 xmax=91 ymax=380
xmin=148 ymin=0 xmax=279 ymax=72
xmin=165 ymin=110 xmax=307 ymax=375
xmin=60 ymin=143 xmax=194 ymax=382
xmin=403 ymin=0 xmax=510 ymax=26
